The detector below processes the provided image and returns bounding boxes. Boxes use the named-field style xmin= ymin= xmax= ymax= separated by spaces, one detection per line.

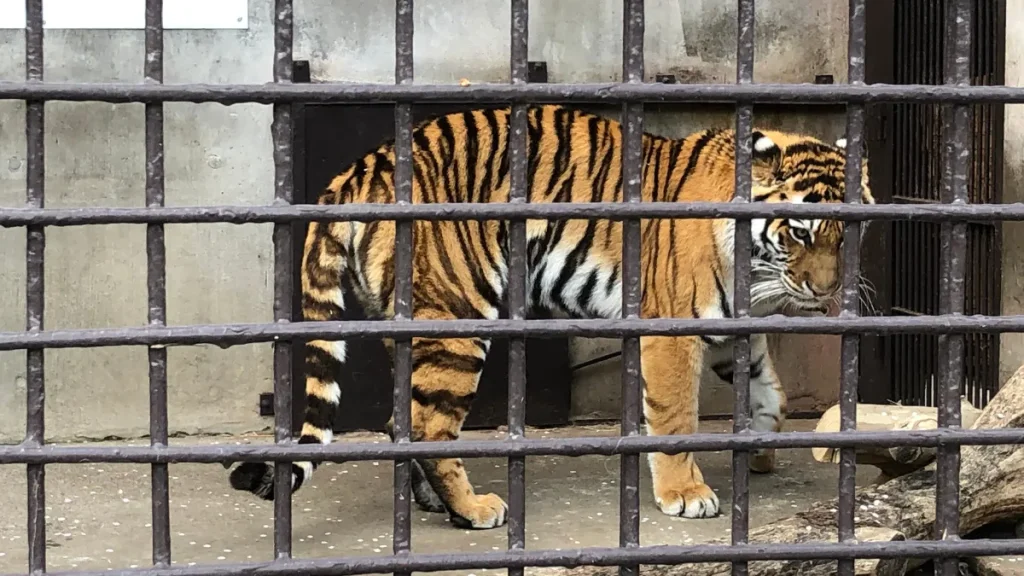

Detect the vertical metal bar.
xmin=144 ymin=0 xmax=170 ymax=567
xmin=271 ymin=0 xmax=295 ymax=560
xmin=392 ymin=0 xmax=414 ymax=570
xmin=731 ymin=1 xmax=755 ymax=575
xmin=936 ymin=0 xmax=971 ymax=574
xmin=507 ymin=1 xmax=530 ymax=573
xmin=619 ymin=2 xmax=644 ymax=576
xmin=838 ymin=2 xmax=866 ymax=576
xmin=24 ymin=0 xmax=46 ymax=574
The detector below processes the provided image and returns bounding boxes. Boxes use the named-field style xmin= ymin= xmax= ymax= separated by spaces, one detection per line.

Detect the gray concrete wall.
xmin=0 ymin=0 xmax=851 ymax=443
xmin=1001 ymin=3 xmax=1024 ymax=386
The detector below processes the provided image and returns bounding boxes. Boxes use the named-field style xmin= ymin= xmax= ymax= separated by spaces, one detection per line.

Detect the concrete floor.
xmin=0 ymin=420 xmax=893 ymax=575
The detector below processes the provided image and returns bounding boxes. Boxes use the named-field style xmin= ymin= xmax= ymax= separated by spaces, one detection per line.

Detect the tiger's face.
xmin=746 ymin=130 xmax=874 ymax=316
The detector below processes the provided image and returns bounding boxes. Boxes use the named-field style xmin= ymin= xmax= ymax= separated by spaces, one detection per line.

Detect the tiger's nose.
xmin=806 ymin=278 xmax=839 ymax=297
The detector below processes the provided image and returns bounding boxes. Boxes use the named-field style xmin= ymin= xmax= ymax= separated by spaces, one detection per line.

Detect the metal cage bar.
xmin=731 ymin=1 xmax=755 ymax=574
xmin=24 ymin=0 xmax=46 ymax=574
xmin=619 ymin=2 xmax=644 ymax=576
xmin=936 ymin=1 xmax=973 ymax=575
xmin=507 ymin=1 xmax=530 ymax=574
xmin=4 ymin=80 xmax=1024 ymax=104
xmin=839 ymin=3 xmax=864 ymax=573
xmin=3 ymin=1 xmax=1018 ymax=576
xmin=271 ymin=0 xmax=295 ymax=560
xmin=391 ymin=0 xmax=415 ymax=571
xmin=837 ymin=2 xmax=866 ymax=575
xmin=143 ymin=0 xmax=171 ymax=567
xmin=7 ymin=199 xmax=1024 ymax=227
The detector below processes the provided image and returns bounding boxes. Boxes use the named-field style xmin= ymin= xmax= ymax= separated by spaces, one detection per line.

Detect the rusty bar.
xmin=619 ymin=3 xmax=644 ymax=575
xmin=271 ymin=0 xmax=294 ymax=560
xmin=936 ymin=1 xmax=972 ymax=574
xmin=144 ymin=0 xmax=171 ymax=568
xmin=507 ymin=0 xmax=529 ymax=572
xmin=2 ymin=80 xmax=1024 ymax=105
xmin=2 ymin=425 xmax=1024 ymax=466
xmin=5 ymin=313 xmax=1024 ymax=353
xmin=392 ymin=0 xmax=414 ymax=568
xmin=24 ymin=0 xmax=45 ymax=574
xmin=731 ymin=1 xmax=755 ymax=574
xmin=7 ymin=538 xmax=1024 ymax=576
xmin=837 ymin=2 xmax=866 ymax=576
xmin=6 ymin=198 xmax=1024 ymax=227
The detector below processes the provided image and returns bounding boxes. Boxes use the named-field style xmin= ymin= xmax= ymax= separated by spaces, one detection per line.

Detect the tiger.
xmin=228 ymin=103 xmax=873 ymax=529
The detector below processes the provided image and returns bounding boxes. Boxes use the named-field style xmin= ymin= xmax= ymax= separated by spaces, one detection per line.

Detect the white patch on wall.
xmin=0 ymin=0 xmax=248 ymax=29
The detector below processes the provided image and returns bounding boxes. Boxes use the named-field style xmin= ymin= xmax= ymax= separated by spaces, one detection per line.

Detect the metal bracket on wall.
xmin=259 ymin=392 xmax=275 ymax=416
xmin=528 ymin=61 xmax=548 ymax=83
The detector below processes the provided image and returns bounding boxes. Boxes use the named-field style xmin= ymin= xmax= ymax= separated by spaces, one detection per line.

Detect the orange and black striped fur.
xmin=229 ymin=104 xmax=873 ymax=528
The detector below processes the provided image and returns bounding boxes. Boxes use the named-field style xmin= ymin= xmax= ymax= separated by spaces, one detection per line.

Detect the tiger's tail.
xmin=229 ymin=216 xmax=348 ymax=500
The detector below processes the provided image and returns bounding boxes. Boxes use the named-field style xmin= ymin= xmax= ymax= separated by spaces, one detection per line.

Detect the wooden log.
xmin=810 ymin=400 xmax=983 ymax=480
xmin=528 ymin=364 xmax=1024 ymax=576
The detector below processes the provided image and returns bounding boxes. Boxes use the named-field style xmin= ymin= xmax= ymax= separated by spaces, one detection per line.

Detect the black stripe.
xmin=551 ymin=219 xmax=596 ymax=313
xmin=290 ymin=463 xmax=307 ymax=491
xmin=303 ymin=393 xmax=337 ymax=432
xmin=661 ymin=139 xmax=682 ymax=203
xmin=783 ymin=142 xmax=832 ymax=158
xmin=461 ymin=111 xmax=481 ymax=202
xmin=586 ymin=115 xmax=601 ymax=176
xmin=750 ymin=354 xmax=765 ymax=381
xmin=413 ymin=348 xmax=486 ymax=374
xmin=411 ymin=386 xmax=477 ymax=417
xmin=305 ymin=345 xmax=343 ymax=383
xmin=432 ymin=224 xmax=463 ymax=288
xmin=479 ymin=109 xmax=501 ymax=201
xmin=452 ymin=220 xmax=502 ymax=311
xmin=792 ymin=175 xmax=841 ymax=192
xmin=714 ymin=270 xmax=732 ymax=318
xmin=578 ymin=269 xmax=599 ymax=315
xmin=680 ymin=130 xmax=718 ymax=183
xmin=301 ymin=294 xmax=344 ymax=321
xmin=649 ymin=139 xmax=664 ymax=202
xmin=606 ymin=265 xmax=619 ymax=298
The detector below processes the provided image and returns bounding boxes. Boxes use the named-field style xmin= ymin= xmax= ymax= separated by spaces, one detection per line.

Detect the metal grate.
xmin=0 ymin=1 xmax=1023 ymax=576
xmin=887 ymin=0 xmax=1004 ymax=409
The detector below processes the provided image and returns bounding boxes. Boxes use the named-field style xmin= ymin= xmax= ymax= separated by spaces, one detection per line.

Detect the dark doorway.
xmin=288 ymin=62 xmax=572 ymax=434
xmin=862 ymin=0 xmax=1005 ymax=408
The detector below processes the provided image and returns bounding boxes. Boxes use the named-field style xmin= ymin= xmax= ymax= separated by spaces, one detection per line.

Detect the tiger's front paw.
xmin=450 ymin=493 xmax=508 ymax=529
xmin=655 ymin=483 xmax=720 ymax=519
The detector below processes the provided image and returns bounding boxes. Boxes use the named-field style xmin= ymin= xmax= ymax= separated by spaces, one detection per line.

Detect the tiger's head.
xmin=744 ymin=129 xmax=874 ymax=316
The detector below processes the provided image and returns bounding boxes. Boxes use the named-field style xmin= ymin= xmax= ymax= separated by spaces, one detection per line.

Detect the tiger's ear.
xmin=834 ymin=135 xmax=868 ymax=159
xmin=751 ymin=130 xmax=782 ymax=174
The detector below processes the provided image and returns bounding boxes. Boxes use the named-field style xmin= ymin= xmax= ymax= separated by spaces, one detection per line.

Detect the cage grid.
xmin=3 ymin=1 xmax=1024 ymax=576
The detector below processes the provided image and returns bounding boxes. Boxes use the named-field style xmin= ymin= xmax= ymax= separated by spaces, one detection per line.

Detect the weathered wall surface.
xmin=1000 ymin=2 xmax=1024 ymax=387
xmin=0 ymin=0 xmax=850 ymax=442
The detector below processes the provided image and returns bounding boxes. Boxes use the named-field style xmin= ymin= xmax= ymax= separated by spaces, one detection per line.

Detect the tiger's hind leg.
xmin=385 ymin=416 xmax=447 ymax=513
xmin=706 ymin=334 xmax=787 ymax=473
xmin=642 ymin=335 xmax=721 ymax=519
xmin=409 ymin=335 xmax=508 ymax=529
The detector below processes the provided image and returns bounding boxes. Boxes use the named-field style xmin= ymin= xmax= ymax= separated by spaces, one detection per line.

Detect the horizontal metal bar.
xmin=3 ymin=202 xmax=1024 ymax=228
xmin=1 ymin=314 xmax=1024 ymax=352
xmin=1 ymin=427 xmax=1021 ymax=465
xmin=1 ymin=81 xmax=1024 ymax=105
xmin=4 ymin=537 xmax=1024 ymax=576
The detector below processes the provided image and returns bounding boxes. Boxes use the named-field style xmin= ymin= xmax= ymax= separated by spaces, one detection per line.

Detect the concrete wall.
xmin=1001 ymin=2 xmax=1024 ymax=386
xmin=0 ymin=0 xmax=851 ymax=443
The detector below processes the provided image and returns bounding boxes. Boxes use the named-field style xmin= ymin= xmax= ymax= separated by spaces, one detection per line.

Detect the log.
xmin=529 ymin=363 xmax=1024 ymax=576
xmin=811 ymin=400 xmax=983 ymax=481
